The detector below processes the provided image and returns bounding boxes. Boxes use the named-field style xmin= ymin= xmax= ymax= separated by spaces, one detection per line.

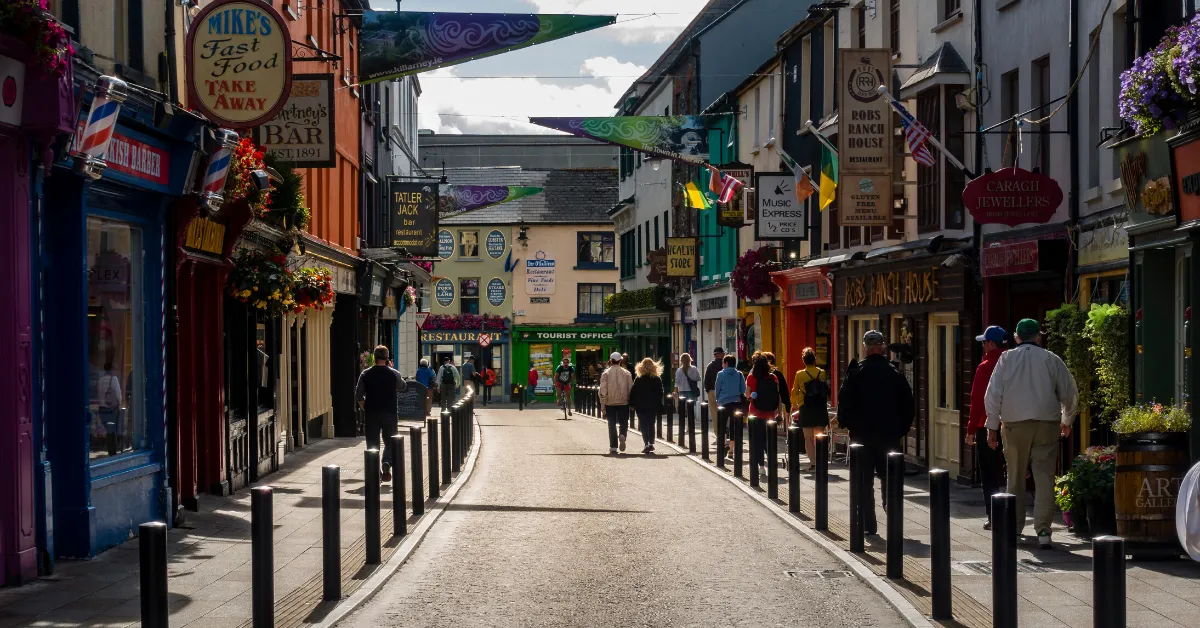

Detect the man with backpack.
xmin=436 ymin=355 xmax=461 ymax=412
xmin=356 ymin=346 xmax=409 ymax=482
xmin=791 ymin=347 xmax=831 ymax=471
xmin=838 ymin=330 xmax=914 ymax=535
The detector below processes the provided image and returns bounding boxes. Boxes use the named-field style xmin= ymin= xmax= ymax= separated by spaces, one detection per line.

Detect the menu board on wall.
xmin=530 ymin=343 xmax=554 ymax=394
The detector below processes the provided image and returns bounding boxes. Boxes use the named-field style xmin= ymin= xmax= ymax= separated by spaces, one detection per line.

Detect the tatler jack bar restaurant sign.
xmin=187 ymin=0 xmax=293 ymax=128
xmin=962 ymin=167 xmax=1063 ymax=226
xmin=254 ymin=74 xmax=335 ymax=167
xmin=390 ymin=181 xmax=439 ymax=256
xmin=837 ymin=49 xmax=893 ymax=227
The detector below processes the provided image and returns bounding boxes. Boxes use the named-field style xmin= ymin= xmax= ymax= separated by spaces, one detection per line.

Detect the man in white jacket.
xmin=599 ymin=351 xmax=633 ymax=454
xmin=985 ymin=318 xmax=1078 ymax=548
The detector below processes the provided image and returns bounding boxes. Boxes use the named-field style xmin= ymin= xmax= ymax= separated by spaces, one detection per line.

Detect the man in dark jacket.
xmin=703 ymin=347 xmax=725 ymax=416
xmin=838 ymin=330 xmax=914 ymax=535
xmin=356 ymin=346 xmax=408 ymax=482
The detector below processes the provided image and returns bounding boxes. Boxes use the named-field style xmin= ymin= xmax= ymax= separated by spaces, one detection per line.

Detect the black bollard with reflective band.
xmin=456 ymin=402 xmax=465 ymax=468
xmin=787 ymin=426 xmax=801 ymax=512
xmin=699 ymin=402 xmax=709 ymax=461
xmin=139 ymin=522 xmax=169 ymax=628
xmin=991 ymin=493 xmax=1018 ymax=628
xmin=518 ymin=385 xmax=524 ymax=411
xmin=886 ymin=452 xmax=905 ymax=579
xmin=677 ymin=398 xmax=686 ymax=447
xmin=410 ymin=427 xmax=424 ymax=516
xmin=426 ymin=418 xmax=440 ymax=499
xmin=748 ymin=419 xmax=760 ymax=487
xmin=322 ymin=465 xmax=342 ymax=600
xmin=251 ymin=486 xmax=274 ymax=628
xmin=767 ymin=420 xmax=779 ymax=499
xmin=687 ymin=399 xmax=696 ymax=452
xmin=848 ymin=443 xmax=865 ymax=552
xmin=365 ymin=450 xmax=381 ymax=565
xmin=733 ymin=412 xmax=745 ymax=478
xmin=716 ymin=406 xmax=727 ymax=469
xmin=657 ymin=401 xmax=664 ymax=439
xmin=666 ymin=395 xmax=674 ymax=442
xmin=391 ymin=436 xmax=406 ymax=537
xmin=929 ymin=469 xmax=952 ymax=620
xmin=815 ymin=434 xmax=829 ymax=530
xmin=1093 ymin=535 xmax=1126 ymax=628
xmin=441 ymin=410 xmax=453 ymax=483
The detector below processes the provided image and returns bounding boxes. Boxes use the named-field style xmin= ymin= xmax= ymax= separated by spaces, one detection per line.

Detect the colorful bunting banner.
xmin=360 ymin=12 xmax=616 ymax=84
xmin=528 ymin=116 xmax=726 ymax=164
xmin=439 ymin=185 xmax=545 ymax=216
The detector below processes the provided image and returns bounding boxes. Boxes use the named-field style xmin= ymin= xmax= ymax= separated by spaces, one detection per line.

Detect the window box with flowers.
xmin=420 ymin=313 xmax=508 ymax=331
xmin=0 ymin=2 xmax=75 ymax=142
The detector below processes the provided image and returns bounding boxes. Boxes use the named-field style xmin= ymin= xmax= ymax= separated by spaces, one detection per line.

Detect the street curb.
xmin=313 ymin=419 xmax=483 ymax=628
xmin=582 ymin=411 xmax=932 ymax=628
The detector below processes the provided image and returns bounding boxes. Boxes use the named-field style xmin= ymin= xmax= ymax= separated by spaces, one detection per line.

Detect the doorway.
xmin=928 ymin=312 xmax=961 ymax=476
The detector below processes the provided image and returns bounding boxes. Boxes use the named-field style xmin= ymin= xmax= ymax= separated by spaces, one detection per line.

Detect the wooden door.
xmin=927 ymin=313 xmax=961 ymax=476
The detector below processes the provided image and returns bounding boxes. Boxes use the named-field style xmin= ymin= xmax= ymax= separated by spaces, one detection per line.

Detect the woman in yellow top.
xmin=791 ymin=347 xmax=830 ymax=471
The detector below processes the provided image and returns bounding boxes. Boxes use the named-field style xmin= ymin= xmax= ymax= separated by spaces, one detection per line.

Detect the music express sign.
xmin=187 ymin=0 xmax=293 ymax=128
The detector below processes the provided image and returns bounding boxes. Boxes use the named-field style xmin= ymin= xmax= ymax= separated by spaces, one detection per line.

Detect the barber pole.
xmin=200 ymin=129 xmax=241 ymax=211
xmin=73 ymin=76 xmax=129 ymax=180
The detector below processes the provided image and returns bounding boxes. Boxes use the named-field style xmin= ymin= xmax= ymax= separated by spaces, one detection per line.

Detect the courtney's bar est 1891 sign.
xmin=254 ymin=74 xmax=335 ymax=167
xmin=186 ymin=0 xmax=293 ymax=128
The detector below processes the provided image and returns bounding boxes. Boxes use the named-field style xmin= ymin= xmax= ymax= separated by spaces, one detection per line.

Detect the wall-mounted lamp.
xmin=650 ymin=157 xmax=663 ymax=171
xmin=518 ymin=226 xmax=529 ymax=245
xmin=199 ymin=129 xmax=241 ymax=212
xmin=73 ymin=75 xmax=129 ymax=181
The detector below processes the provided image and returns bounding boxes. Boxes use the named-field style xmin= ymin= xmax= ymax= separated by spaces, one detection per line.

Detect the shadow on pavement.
xmin=446 ymin=504 xmax=651 ymax=514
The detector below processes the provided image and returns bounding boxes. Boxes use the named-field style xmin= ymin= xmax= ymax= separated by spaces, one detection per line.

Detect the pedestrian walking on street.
xmin=355 ymin=345 xmax=408 ymax=482
xmin=483 ymin=365 xmax=496 ymax=406
xmin=984 ymin=318 xmax=1078 ymax=548
xmin=631 ymin=358 xmax=665 ymax=454
xmin=967 ymin=325 xmax=1008 ymax=530
xmin=715 ymin=354 xmax=747 ymax=461
xmin=437 ymin=355 xmax=461 ymax=411
xmin=674 ymin=352 xmax=701 ymax=402
xmin=704 ymin=347 xmax=726 ymax=418
xmin=766 ymin=352 xmax=791 ymax=422
xmin=747 ymin=355 xmax=781 ymax=478
xmin=791 ymin=347 xmax=830 ymax=471
xmin=838 ymin=330 xmax=914 ymax=535
xmin=599 ymin=351 xmax=633 ymax=454
xmin=527 ymin=365 xmax=539 ymax=404
xmin=415 ymin=358 xmax=435 ymax=416
xmin=461 ymin=356 xmax=478 ymax=398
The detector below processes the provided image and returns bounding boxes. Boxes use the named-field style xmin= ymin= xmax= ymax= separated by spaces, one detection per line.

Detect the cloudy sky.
xmin=369 ymin=0 xmax=709 ymax=134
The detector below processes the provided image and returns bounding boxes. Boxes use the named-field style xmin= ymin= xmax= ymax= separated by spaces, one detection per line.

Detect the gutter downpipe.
xmin=1067 ymin=0 xmax=1080 ymax=302
xmin=972 ymin=0 xmax=984 ymax=308
xmin=165 ymin=0 xmax=179 ymax=103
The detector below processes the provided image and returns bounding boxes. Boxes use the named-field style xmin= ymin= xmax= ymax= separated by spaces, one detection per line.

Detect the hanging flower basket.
xmin=421 ymin=313 xmax=508 ymax=331
xmin=1119 ymin=15 xmax=1200 ymax=135
xmin=224 ymin=137 xmax=271 ymax=218
xmin=403 ymin=285 xmax=417 ymax=308
xmin=732 ymin=246 xmax=779 ymax=301
xmin=227 ymin=249 xmax=294 ymax=316
xmin=292 ymin=267 xmax=334 ymax=313
xmin=0 ymin=2 xmax=73 ymax=78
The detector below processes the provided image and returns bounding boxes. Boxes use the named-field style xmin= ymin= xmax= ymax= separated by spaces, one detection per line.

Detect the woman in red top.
xmin=746 ymin=355 xmax=781 ymax=477
xmin=966 ymin=325 xmax=1007 ymax=530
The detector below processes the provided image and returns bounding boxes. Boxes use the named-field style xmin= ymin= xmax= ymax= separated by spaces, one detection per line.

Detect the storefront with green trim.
xmin=511 ymin=325 xmax=618 ymax=399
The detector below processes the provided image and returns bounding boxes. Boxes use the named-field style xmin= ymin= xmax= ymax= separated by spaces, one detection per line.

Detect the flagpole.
xmin=799 ymin=119 xmax=838 ymax=155
xmin=876 ymin=85 xmax=973 ymax=177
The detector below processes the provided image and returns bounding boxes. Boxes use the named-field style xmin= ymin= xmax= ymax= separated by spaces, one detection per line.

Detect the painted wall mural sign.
xmin=435 ymin=277 xmax=455 ymax=307
xmin=666 ymin=237 xmax=699 ymax=278
xmin=186 ymin=0 xmax=293 ymax=128
xmin=528 ymin=115 xmax=725 ymax=164
xmin=487 ymin=277 xmax=507 ymax=307
xmin=389 ymin=181 xmax=439 ymax=256
xmin=359 ymin=12 xmax=615 ymax=83
xmin=253 ymin=74 xmax=335 ymax=167
xmin=962 ymin=167 xmax=1063 ymax=226
xmin=485 ymin=229 xmax=506 ymax=259
xmin=525 ymin=250 xmax=556 ymax=295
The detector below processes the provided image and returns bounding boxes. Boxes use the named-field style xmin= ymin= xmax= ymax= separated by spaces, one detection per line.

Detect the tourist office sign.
xmin=253 ymin=74 xmax=335 ymax=167
xmin=837 ymin=48 xmax=893 ymax=227
xmin=390 ymin=181 xmax=439 ymax=256
xmin=962 ymin=167 xmax=1063 ymax=226
xmin=520 ymin=330 xmax=615 ymax=341
xmin=186 ymin=0 xmax=293 ymax=128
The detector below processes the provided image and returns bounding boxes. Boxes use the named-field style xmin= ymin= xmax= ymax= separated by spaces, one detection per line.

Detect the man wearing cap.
xmin=967 ymin=326 xmax=1008 ymax=530
xmin=355 ymin=346 xmax=409 ymax=483
xmin=599 ymin=351 xmax=634 ymax=454
xmin=838 ymin=330 xmax=914 ymax=535
xmin=704 ymin=347 xmax=726 ymax=418
xmin=984 ymin=318 xmax=1078 ymax=548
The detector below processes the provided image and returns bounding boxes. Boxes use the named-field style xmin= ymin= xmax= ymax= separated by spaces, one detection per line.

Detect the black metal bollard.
xmin=251 ymin=486 xmax=273 ymax=628
xmin=700 ymin=402 xmax=710 ymax=461
xmin=749 ymin=418 xmax=760 ymax=488
xmin=365 ymin=450 xmax=381 ymax=565
xmin=848 ymin=443 xmax=865 ymax=553
xmin=886 ymin=452 xmax=904 ymax=579
xmin=929 ymin=469 xmax=951 ymax=620
xmin=455 ymin=403 xmax=464 ymax=469
xmin=667 ymin=395 xmax=675 ymax=444
xmin=518 ymin=384 xmax=524 ymax=411
xmin=716 ymin=406 xmax=727 ymax=469
xmin=733 ymin=412 xmax=745 ymax=479
xmin=1093 ymin=536 xmax=1126 ymax=628
xmin=815 ymin=434 xmax=829 ymax=531
xmin=657 ymin=400 xmax=664 ymax=439
xmin=138 ymin=522 xmax=169 ymax=628
xmin=322 ymin=465 xmax=342 ymax=600
xmin=687 ymin=399 xmax=696 ymax=453
xmin=410 ymin=427 xmax=424 ymax=516
xmin=991 ymin=493 xmax=1018 ymax=628
xmin=441 ymin=410 xmax=453 ymax=483
xmin=426 ymin=418 xmax=440 ymax=499
xmin=767 ymin=420 xmax=779 ymax=499
xmin=787 ymin=426 xmax=801 ymax=512
xmin=677 ymin=397 xmax=686 ymax=447
xmin=391 ymin=437 xmax=406 ymax=538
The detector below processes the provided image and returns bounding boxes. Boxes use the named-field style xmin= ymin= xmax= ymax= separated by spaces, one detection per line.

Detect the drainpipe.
xmin=164 ymin=0 xmax=179 ymax=103
xmin=1067 ymin=0 xmax=1080 ymax=301
xmin=972 ymin=0 xmax=983 ymax=261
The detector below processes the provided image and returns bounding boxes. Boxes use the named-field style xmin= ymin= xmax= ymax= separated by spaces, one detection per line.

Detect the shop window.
xmin=944 ymin=90 xmax=966 ymax=229
xmin=847 ymin=316 xmax=878 ymax=364
xmin=890 ymin=0 xmax=900 ymax=55
xmin=87 ymin=217 xmax=147 ymax=460
xmin=459 ymin=230 xmax=479 ymax=258
xmin=578 ymin=232 xmax=616 ymax=268
xmin=1032 ymin=56 xmax=1051 ymax=176
xmin=578 ymin=283 xmax=615 ymax=320
xmin=460 ymin=278 xmax=479 ymax=314
xmin=933 ymin=321 xmax=960 ymax=410
xmin=916 ymin=89 xmax=942 ymax=233
xmin=1001 ymin=69 xmax=1020 ymax=168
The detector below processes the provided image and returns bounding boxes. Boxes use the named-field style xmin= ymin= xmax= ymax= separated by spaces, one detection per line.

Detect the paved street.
xmin=342 ymin=408 xmax=902 ymax=627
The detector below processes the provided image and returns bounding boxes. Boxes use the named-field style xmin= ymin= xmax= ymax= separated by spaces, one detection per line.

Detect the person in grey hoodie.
xmin=985 ymin=318 xmax=1078 ymax=548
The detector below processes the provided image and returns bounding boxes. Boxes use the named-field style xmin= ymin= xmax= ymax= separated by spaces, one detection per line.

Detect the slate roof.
xmin=900 ymin=42 xmax=971 ymax=92
xmin=435 ymin=167 xmax=618 ymax=226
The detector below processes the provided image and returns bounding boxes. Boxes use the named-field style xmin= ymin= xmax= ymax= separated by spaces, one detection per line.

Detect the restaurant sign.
xmin=841 ymin=267 xmax=941 ymax=309
xmin=981 ymin=241 xmax=1039 ymax=277
xmin=962 ymin=167 xmax=1063 ymax=226
xmin=390 ymin=182 xmax=439 ymax=256
xmin=423 ymin=330 xmax=508 ymax=343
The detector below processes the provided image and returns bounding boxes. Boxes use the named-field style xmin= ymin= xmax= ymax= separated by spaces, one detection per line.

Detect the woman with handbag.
xmin=630 ymin=358 xmax=665 ymax=454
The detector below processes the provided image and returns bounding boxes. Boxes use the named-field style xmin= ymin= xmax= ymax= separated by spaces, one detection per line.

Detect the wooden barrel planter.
xmin=1115 ymin=432 xmax=1190 ymax=551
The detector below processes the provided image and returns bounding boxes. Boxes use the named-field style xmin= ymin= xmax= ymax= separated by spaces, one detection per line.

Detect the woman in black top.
xmin=629 ymin=357 xmax=665 ymax=454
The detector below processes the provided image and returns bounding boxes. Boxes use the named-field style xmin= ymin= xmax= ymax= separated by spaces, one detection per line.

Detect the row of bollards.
xmin=138 ymin=391 xmax=478 ymax=627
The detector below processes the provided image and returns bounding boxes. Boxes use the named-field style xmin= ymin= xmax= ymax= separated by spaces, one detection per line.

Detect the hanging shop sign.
xmin=961 ymin=167 xmax=1063 ymax=226
xmin=790 ymin=282 xmax=821 ymax=302
xmin=840 ymin=173 xmax=893 ymax=227
xmin=359 ymin=11 xmax=615 ymax=83
xmin=981 ymin=241 xmax=1039 ymax=277
xmin=486 ymin=229 xmax=507 ymax=259
xmin=526 ymin=250 xmax=556 ymax=295
xmin=186 ymin=0 xmax=293 ymax=128
xmin=1078 ymin=221 xmax=1129 ymax=268
xmin=0 ymin=54 xmax=25 ymax=128
xmin=755 ymin=173 xmax=807 ymax=240
xmin=666 ymin=237 xmax=699 ymax=278
xmin=389 ymin=181 xmax=439 ymax=256
xmin=438 ymin=230 xmax=454 ymax=259
xmin=647 ymin=248 xmax=669 ymax=285
xmin=183 ymin=216 xmax=228 ymax=256
xmin=1116 ymin=132 xmax=1176 ymax=233
xmin=520 ymin=330 xmax=615 ymax=341
xmin=1171 ymin=133 xmax=1200 ymax=225
xmin=716 ymin=163 xmax=753 ymax=228
xmin=253 ymin=74 xmax=334 ymax=168
xmin=435 ymin=278 xmax=455 ymax=307
xmin=529 ymin=115 xmax=722 ymax=164
xmin=838 ymin=49 xmax=893 ymax=175
xmin=486 ymin=277 xmax=507 ymax=307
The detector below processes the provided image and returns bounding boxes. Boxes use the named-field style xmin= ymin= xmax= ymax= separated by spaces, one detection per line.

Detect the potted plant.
xmin=1054 ymin=471 xmax=1087 ymax=535
xmin=1111 ymin=403 xmax=1193 ymax=547
xmin=1058 ymin=446 xmax=1117 ymax=538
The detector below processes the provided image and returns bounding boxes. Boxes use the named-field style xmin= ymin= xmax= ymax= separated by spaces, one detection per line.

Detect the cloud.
xmin=418 ymin=57 xmax=648 ymax=134
xmin=527 ymin=0 xmax=711 ymax=43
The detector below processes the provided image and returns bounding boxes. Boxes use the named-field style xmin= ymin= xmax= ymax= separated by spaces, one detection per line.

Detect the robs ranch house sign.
xmin=187 ymin=0 xmax=293 ymax=128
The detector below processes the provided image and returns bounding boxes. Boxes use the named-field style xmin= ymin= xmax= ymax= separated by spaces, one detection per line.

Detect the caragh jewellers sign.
xmin=186 ymin=0 xmax=293 ymax=128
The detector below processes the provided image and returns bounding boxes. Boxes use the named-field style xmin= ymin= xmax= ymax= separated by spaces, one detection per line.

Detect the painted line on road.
xmin=312 ymin=419 xmax=483 ymax=628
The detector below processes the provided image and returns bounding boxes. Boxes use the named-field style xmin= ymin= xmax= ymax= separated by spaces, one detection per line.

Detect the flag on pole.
xmin=716 ymin=170 xmax=744 ymax=204
xmin=819 ymin=143 xmax=838 ymax=211
xmin=884 ymin=94 xmax=937 ymax=167
xmin=685 ymin=181 xmax=713 ymax=210
xmin=708 ymin=165 xmax=723 ymax=196
xmin=776 ymin=147 xmax=818 ymax=203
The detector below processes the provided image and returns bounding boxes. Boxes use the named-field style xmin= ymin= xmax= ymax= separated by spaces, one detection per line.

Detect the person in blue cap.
xmin=966 ymin=325 xmax=1007 ymax=530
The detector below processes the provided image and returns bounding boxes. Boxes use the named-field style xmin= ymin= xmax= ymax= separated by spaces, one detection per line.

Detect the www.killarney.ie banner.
xmin=528 ymin=116 xmax=727 ymax=164
xmin=439 ymin=185 xmax=545 ymax=216
xmin=359 ymin=12 xmax=616 ymax=84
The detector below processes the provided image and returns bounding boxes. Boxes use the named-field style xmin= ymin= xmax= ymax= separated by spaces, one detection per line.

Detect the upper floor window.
xmin=578 ymin=232 xmax=616 ymax=268
xmin=578 ymin=283 xmax=615 ymax=319
xmin=891 ymin=1 xmax=901 ymax=55
xmin=460 ymin=278 xmax=479 ymax=314
xmin=459 ymin=230 xmax=479 ymax=258
xmin=944 ymin=0 xmax=961 ymax=19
